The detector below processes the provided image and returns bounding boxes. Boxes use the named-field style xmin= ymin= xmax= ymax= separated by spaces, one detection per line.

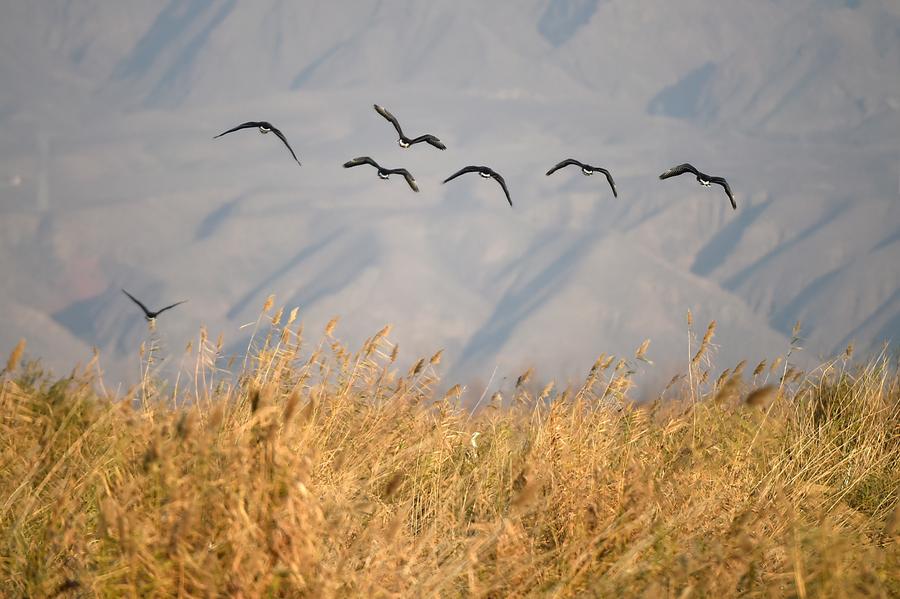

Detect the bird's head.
xmin=479 ymin=171 xmax=492 ymax=178
xmin=258 ymin=126 xmax=270 ymax=134
xmin=398 ymin=139 xmax=410 ymax=148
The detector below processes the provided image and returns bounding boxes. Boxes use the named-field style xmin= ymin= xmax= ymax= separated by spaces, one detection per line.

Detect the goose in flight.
xmin=213 ymin=121 xmax=301 ymax=166
xmin=659 ymin=163 xmax=735 ymax=209
xmin=443 ymin=166 xmax=512 ymax=207
xmin=343 ymin=156 xmax=419 ymax=192
xmin=122 ymin=289 xmax=187 ymax=321
xmin=373 ymin=104 xmax=446 ymax=150
xmin=546 ymin=159 xmax=618 ymax=198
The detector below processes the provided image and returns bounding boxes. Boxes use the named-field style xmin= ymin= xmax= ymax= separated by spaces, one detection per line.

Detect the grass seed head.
xmin=770 ymin=356 xmax=784 ymax=374
xmin=691 ymin=321 xmax=717 ymax=366
xmin=443 ymin=384 xmax=463 ymax=401
xmin=516 ymin=368 xmax=533 ymax=389
xmin=635 ymin=338 xmax=652 ymax=363
xmin=5 ymin=338 xmax=25 ymax=373
xmin=324 ymin=316 xmax=339 ymax=336
xmin=538 ymin=381 xmax=555 ymax=401
xmin=410 ymin=358 xmax=425 ymax=377
xmin=745 ymin=385 xmax=778 ymax=408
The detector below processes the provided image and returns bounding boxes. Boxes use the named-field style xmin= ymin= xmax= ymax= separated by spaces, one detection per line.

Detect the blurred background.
xmin=0 ymin=0 xmax=898 ymax=388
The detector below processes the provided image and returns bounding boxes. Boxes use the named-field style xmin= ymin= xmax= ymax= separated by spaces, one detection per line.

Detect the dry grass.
xmin=1 ymin=304 xmax=898 ymax=597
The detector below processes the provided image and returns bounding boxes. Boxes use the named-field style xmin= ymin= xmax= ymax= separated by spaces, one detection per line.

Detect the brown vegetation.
xmin=1 ymin=303 xmax=898 ymax=597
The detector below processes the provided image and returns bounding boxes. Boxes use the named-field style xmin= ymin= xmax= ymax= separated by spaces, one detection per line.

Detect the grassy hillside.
xmin=1 ymin=306 xmax=898 ymax=597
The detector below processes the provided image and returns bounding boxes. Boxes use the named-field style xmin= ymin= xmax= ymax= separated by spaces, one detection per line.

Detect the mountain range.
xmin=1 ymin=0 xmax=898 ymax=388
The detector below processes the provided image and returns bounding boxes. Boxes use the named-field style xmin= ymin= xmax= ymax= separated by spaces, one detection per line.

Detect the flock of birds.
xmin=122 ymin=103 xmax=737 ymax=321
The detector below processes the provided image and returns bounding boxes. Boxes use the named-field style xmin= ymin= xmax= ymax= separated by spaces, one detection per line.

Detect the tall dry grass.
xmin=1 ymin=302 xmax=898 ymax=597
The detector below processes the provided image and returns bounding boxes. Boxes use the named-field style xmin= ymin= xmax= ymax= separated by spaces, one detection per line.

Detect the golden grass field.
xmin=1 ymin=301 xmax=898 ymax=597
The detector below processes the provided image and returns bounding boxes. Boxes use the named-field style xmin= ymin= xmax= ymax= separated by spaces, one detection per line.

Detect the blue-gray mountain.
xmin=0 ymin=0 xmax=897 ymax=384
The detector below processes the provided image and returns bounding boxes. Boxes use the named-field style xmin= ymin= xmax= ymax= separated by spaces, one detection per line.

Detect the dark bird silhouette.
xmin=442 ymin=166 xmax=512 ymax=207
xmin=659 ymin=163 xmax=735 ymax=209
xmin=373 ymin=104 xmax=446 ymax=150
xmin=546 ymin=158 xmax=618 ymax=198
xmin=343 ymin=156 xmax=419 ymax=192
xmin=213 ymin=121 xmax=301 ymax=165
xmin=122 ymin=289 xmax=187 ymax=321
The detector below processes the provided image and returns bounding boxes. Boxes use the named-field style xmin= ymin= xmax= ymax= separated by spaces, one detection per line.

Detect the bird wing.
xmin=442 ymin=166 xmax=483 ymax=184
xmin=659 ymin=163 xmax=699 ymax=180
xmin=122 ymin=289 xmax=152 ymax=318
xmin=490 ymin=171 xmax=513 ymax=207
xmin=213 ymin=122 xmax=262 ymax=139
xmin=155 ymin=300 xmax=188 ymax=316
xmin=545 ymin=158 xmax=582 ymax=176
xmin=268 ymin=125 xmax=302 ymax=166
xmin=409 ymin=134 xmax=446 ymax=150
xmin=343 ymin=156 xmax=379 ymax=169
xmin=710 ymin=177 xmax=736 ymax=209
xmin=594 ymin=167 xmax=618 ymax=198
xmin=387 ymin=168 xmax=419 ymax=192
xmin=374 ymin=104 xmax=404 ymax=137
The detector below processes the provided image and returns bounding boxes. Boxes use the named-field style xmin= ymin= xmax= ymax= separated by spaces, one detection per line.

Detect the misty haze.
xmin=1 ymin=0 xmax=898 ymax=386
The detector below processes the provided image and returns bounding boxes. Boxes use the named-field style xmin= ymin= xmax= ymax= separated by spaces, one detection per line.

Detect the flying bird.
xmin=122 ymin=289 xmax=187 ymax=321
xmin=546 ymin=159 xmax=618 ymax=198
xmin=373 ymin=104 xmax=446 ymax=150
xmin=442 ymin=166 xmax=512 ymax=207
xmin=213 ymin=121 xmax=301 ymax=166
xmin=343 ymin=156 xmax=419 ymax=192
xmin=658 ymin=163 xmax=736 ymax=209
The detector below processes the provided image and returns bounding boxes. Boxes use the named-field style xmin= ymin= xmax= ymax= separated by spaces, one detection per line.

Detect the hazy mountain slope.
xmin=0 ymin=1 xmax=897 ymax=386
xmin=694 ymin=0 xmax=900 ymax=135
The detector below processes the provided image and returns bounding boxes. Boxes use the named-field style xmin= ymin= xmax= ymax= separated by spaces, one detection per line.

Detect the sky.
xmin=0 ymin=0 xmax=898 ymax=390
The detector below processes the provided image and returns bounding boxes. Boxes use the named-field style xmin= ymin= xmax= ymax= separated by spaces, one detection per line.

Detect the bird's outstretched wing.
xmin=659 ymin=163 xmax=700 ymax=180
xmin=268 ymin=125 xmax=301 ymax=166
xmin=213 ymin=122 xmax=263 ymax=139
xmin=122 ymin=289 xmax=152 ymax=319
xmin=374 ymin=104 xmax=404 ymax=138
xmin=594 ymin=167 xmax=618 ymax=198
xmin=155 ymin=300 xmax=188 ymax=316
xmin=545 ymin=158 xmax=582 ymax=176
xmin=490 ymin=171 xmax=513 ymax=207
xmin=387 ymin=168 xmax=419 ymax=192
xmin=710 ymin=177 xmax=736 ymax=209
xmin=409 ymin=134 xmax=446 ymax=150
xmin=343 ymin=156 xmax=380 ymax=169
xmin=442 ymin=166 xmax=483 ymax=184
